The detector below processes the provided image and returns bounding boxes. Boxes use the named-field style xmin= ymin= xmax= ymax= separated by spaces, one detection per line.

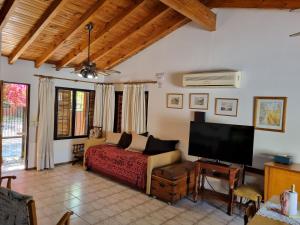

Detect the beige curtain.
xmin=36 ymin=78 xmax=55 ymax=170
xmin=102 ymin=85 xmax=115 ymax=133
xmin=93 ymin=84 xmax=103 ymax=127
xmin=121 ymin=84 xmax=146 ymax=133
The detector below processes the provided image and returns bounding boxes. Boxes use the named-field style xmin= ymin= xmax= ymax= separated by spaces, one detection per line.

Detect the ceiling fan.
xmin=290 ymin=32 xmax=300 ymax=37
xmin=56 ymin=22 xmax=121 ymax=78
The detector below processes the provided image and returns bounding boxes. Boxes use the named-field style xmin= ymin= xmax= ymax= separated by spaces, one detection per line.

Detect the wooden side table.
xmin=193 ymin=160 xmax=240 ymax=215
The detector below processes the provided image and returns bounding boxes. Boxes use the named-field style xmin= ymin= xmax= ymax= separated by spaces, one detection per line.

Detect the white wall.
xmin=0 ymin=57 xmax=101 ymax=168
xmin=108 ymin=9 xmax=300 ymax=168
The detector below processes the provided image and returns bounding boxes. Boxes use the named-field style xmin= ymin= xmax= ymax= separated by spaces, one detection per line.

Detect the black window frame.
xmin=54 ymin=87 xmax=94 ymax=140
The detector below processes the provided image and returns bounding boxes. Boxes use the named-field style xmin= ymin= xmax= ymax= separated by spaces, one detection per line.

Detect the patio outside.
xmin=2 ymin=83 xmax=27 ymax=172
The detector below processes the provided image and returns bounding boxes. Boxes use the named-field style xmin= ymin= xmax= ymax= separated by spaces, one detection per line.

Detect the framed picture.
xmin=253 ymin=96 xmax=287 ymax=132
xmin=189 ymin=93 xmax=209 ymax=110
xmin=167 ymin=93 xmax=183 ymax=109
xmin=215 ymin=98 xmax=239 ymax=117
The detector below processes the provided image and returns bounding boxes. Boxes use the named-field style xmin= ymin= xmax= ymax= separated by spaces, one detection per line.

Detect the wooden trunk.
xmin=151 ymin=161 xmax=195 ymax=204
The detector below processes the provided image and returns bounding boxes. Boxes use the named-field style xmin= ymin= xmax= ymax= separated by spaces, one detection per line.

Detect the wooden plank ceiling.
xmin=0 ymin=0 xmax=299 ymax=70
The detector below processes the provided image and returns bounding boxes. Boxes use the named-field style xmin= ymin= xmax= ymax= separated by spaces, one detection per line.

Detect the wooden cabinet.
xmin=264 ymin=162 xmax=300 ymax=201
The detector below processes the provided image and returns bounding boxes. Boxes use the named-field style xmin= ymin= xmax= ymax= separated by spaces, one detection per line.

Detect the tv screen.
xmin=188 ymin=122 xmax=254 ymax=166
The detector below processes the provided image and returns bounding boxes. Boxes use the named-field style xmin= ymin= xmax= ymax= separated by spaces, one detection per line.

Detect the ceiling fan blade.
xmin=96 ymin=71 xmax=110 ymax=76
xmin=290 ymin=32 xmax=300 ymax=37
xmin=103 ymin=69 xmax=121 ymax=75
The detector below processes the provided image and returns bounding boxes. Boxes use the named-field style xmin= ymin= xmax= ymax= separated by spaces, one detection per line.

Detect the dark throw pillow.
xmin=143 ymin=135 xmax=179 ymax=155
xmin=117 ymin=132 xmax=132 ymax=149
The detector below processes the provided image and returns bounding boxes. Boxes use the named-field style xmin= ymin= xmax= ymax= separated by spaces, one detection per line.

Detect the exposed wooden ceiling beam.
xmin=80 ymin=4 xmax=168 ymax=68
xmin=34 ymin=0 xmax=107 ymax=68
xmin=55 ymin=0 xmax=145 ymax=70
xmin=8 ymin=0 xmax=68 ymax=64
xmin=0 ymin=0 xmax=19 ymax=30
xmin=160 ymin=0 xmax=216 ymax=31
xmin=204 ymin=0 xmax=300 ymax=9
xmin=103 ymin=12 xmax=190 ymax=69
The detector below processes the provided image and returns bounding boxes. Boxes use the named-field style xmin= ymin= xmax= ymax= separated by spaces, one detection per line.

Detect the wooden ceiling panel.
xmin=1 ymin=0 xmax=54 ymax=58
xmin=2 ymin=0 xmax=291 ymax=71
xmin=47 ymin=0 xmax=129 ymax=63
xmin=55 ymin=0 xmax=141 ymax=69
xmin=0 ymin=0 xmax=5 ymax=9
xmin=204 ymin=0 xmax=300 ymax=9
xmin=72 ymin=0 xmax=164 ymax=66
xmin=24 ymin=0 xmax=97 ymax=65
xmin=96 ymin=8 xmax=189 ymax=69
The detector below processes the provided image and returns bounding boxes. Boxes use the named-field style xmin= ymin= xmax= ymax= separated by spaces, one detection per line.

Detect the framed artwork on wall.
xmin=167 ymin=93 xmax=183 ymax=109
xmin=253 ymin=96 xmax=287 ymax=132
xmin=189 ymin=93 xmax=209 ymax=110
xmin=215 ymin=98 xmax=239 ymax=117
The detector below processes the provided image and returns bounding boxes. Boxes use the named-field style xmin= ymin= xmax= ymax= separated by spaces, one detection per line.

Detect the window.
xmin=113 ymin=91 xmax=148 ymax=133
xmin=54 ymin=87 xmax=95 ymax=140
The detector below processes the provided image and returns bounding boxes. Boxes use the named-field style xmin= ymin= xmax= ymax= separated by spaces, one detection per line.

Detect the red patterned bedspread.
xmin=85 ymin=144 xmax=148 ymax=190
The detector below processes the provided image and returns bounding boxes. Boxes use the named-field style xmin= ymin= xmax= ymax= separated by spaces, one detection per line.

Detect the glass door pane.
xmin=2 ymin=82 xmax=29 ymax=171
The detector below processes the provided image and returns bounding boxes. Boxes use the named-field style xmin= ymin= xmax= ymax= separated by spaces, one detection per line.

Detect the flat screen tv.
xmin=188 ymin=122 xmax=254 ymax=166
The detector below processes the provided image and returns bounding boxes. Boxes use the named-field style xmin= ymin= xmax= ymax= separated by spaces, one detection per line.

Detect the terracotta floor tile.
xmin=3 ymin=164 xmax=243 ymax=225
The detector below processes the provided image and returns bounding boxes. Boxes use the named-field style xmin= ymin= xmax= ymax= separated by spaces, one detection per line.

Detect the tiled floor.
xmin=3 ymin=164 xmax=244 ymax=225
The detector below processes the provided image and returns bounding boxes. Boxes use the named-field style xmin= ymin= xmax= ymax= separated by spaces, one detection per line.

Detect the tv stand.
xmin=193 ymin=160 xmax=240 ymax=215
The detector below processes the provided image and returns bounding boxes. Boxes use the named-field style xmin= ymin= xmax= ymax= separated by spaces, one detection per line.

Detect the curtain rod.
xmin=34 ymin=74 xmax=157 ymax=85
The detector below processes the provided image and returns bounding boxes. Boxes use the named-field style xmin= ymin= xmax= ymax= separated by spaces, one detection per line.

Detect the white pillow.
xmin=105 ymin=132 xmax=122 ymax=145
xmin=126 ymin=132 xmax=148 ymax=152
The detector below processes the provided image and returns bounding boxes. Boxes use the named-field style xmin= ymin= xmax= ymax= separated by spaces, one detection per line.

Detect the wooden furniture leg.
xmin=27 ymin=199 xmax=73 ymax=225
xmin=28 ymin=200 xmax=38 ymax=225
xmin=228 ymin=169 xmax=237 ymax=215
xmin=193 ymin=162 xmax=200 ymax=202
xmin=0 ymin=175 xmax=17 ymax=189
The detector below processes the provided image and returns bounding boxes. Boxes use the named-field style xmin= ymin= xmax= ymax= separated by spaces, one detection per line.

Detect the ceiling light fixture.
xmin=76 ymin=23 xmax=121 ymax=79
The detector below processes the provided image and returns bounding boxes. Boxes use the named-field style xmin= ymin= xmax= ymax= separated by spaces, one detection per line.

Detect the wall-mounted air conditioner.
xmin=182 ymin=71 xmax=241 ymax=88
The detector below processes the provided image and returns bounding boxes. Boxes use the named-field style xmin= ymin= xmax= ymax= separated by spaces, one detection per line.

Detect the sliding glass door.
xmin=1 ymin=82 xmax=29 ymax=171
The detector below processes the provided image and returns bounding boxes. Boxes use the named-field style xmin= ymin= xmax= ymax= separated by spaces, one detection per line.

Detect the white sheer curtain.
xmin=121 ymin=84 xmax=146 ymax=133
xmin=36 ymin=78 xmax=55 ymax=170
xmin=102 ymin=85 xmax=115 ymax=133
xmin=93 ymin=84 xmax=103 ymax=127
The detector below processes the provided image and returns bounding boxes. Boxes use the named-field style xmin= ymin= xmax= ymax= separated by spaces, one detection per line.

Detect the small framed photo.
xmin=253 ymin=96 xmax=287 ymax=132
xmin=167 ymin=93 xmax=183 ymax=109
xmin=215 ymin=98 xmax=239 ymax=117
xmin=189 ymin=93 xmax=209 ymax=110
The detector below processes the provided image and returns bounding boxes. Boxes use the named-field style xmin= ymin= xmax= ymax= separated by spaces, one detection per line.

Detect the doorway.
xmin=1 ymin=82 xmax=29 ymax=172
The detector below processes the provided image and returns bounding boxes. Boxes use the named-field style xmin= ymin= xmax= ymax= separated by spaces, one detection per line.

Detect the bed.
xmin=84 ymin=138 xmax=181 ymax=194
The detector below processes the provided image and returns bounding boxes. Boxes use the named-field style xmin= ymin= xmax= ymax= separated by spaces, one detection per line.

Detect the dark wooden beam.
xmin=0 ymin=0 xmax=19 ymax=30
xmin=160 ymin=0 xmax=216 ymax=31
xmin=8 ymin=0 xmax=69 ymax=64
xmin=204 ymin=0 xmax=300 ymax=9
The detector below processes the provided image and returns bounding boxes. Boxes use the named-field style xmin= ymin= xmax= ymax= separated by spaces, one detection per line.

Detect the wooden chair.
xmin=230 ymin=166 xmax=264 ymax=223
xmin=27 ymin=199 xmax=73 ymax=225
xmin=244 ymin=202 xmax=257 ymax=225
xmin=0 ymin=176 xmax=73 ymax=225
xmin=0 ymin=175 xmax=17 ymax=189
